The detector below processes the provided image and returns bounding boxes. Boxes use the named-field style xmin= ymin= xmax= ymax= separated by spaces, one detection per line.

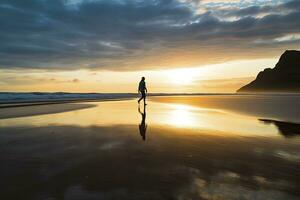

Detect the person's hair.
xmin=141 ymin=77 xmax=145 ymax=81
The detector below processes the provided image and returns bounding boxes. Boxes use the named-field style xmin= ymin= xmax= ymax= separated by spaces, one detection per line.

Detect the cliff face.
xmin=237 ymin=50 xmax=300 ymax=93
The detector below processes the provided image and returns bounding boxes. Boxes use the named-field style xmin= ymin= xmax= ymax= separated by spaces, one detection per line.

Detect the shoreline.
xmin=0 ymin=103 xmax=97 ymax=119
xmin=1 ymin=94 xmax=300 ymax=122
xmin=0 ymin=98 xmax=133 ymax=119
xmin=1 ymin=93 xmax=300 ymax=108
xmin=0 ymin=97 xmax=134 ymax=109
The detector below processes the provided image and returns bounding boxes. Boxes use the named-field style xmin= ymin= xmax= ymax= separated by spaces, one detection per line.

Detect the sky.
xmin=0 ymin=0 xmax=299 ymax=93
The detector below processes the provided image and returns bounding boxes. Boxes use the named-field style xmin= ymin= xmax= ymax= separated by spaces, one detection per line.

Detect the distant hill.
xmin=237 ymin=50 xmax=300 ymax=93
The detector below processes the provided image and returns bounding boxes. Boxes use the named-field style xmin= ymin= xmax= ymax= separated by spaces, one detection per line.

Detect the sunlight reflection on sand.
xmin=0 ymin=99 xmax=280 ymax=137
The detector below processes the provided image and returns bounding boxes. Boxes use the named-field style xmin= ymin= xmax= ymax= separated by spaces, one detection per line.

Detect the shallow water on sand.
xmin=0 ymin=95 xmax=299 ymax=200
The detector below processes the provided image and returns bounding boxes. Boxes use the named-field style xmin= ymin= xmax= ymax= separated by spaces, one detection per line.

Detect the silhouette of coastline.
xmin=238 ymin=50 xmax=300 ymax=93
xmin=259 ymin=119 xmax=300 ymax=138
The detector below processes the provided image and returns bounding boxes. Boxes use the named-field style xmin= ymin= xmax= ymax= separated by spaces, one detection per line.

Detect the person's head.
xmin=141 ymin=77 xmax=145 ymax=81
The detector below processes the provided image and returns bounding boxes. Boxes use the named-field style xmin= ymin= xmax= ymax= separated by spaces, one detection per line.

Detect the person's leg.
xmin=138 ymin=92 xmax=143 ymax=103
xmin=143 ymin=91 xmax=147 ymax=105
xmin=138 ymin=95 xmax=143 ymax=103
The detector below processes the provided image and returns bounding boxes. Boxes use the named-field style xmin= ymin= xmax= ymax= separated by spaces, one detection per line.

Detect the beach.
xmin=2 ymin=0 xmax=300 ymax=199
xmin=0 ymin=95 xmax=299 ymax=200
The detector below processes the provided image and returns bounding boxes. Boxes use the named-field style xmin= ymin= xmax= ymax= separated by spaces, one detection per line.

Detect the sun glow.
xmin=165 ymin=68 xmax=196 ymax=85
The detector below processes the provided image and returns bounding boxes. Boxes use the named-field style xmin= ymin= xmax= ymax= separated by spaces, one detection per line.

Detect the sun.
xmin=166 ymin=68 xmax=196 ymax=85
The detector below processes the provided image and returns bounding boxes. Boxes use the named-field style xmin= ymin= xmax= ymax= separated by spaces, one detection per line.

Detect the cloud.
xmin=0 ymin=0 xmax=299 ymax=71
xmin=198 ymin=77 xmax=254 ymax=88
xmin=195 ymin=77 xmax=254 ymax=92
xmin=216 ymin=0 xmax=300 ymax=18
xmin=72 ymin=78 xmax=80 ymax=83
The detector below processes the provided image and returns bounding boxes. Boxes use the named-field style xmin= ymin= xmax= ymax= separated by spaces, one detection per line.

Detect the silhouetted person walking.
xmin=138 ymin=105 xmax=147 ymax=141
xmin=138 ymin=77 xmax=147 ymax=105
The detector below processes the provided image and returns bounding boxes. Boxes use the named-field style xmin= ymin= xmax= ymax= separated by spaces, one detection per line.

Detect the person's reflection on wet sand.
xmin=138 ymin=105 xmax=147 ymax=141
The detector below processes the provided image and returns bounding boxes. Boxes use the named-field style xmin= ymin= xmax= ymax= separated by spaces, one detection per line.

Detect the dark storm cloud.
xmin=0 ymin=0 xmax=299 ymax=70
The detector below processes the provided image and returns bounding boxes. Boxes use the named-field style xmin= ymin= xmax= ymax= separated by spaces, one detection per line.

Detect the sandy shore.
xmin=0 ymin=103 xmax=97 ymax=119
xmin=0 ymin=97 xmax=133 ymax=119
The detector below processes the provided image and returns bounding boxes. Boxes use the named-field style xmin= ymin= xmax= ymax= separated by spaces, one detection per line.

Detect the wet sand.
xmin=0 ymin=103 xmax=96 ymax=119
xmin=0 ymin=98 xmax=133 ymax=119
xmin=0 ymin=95 xmax=299 ymax=200
xmin=151 ymin=94 xmax=300 ymax=123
